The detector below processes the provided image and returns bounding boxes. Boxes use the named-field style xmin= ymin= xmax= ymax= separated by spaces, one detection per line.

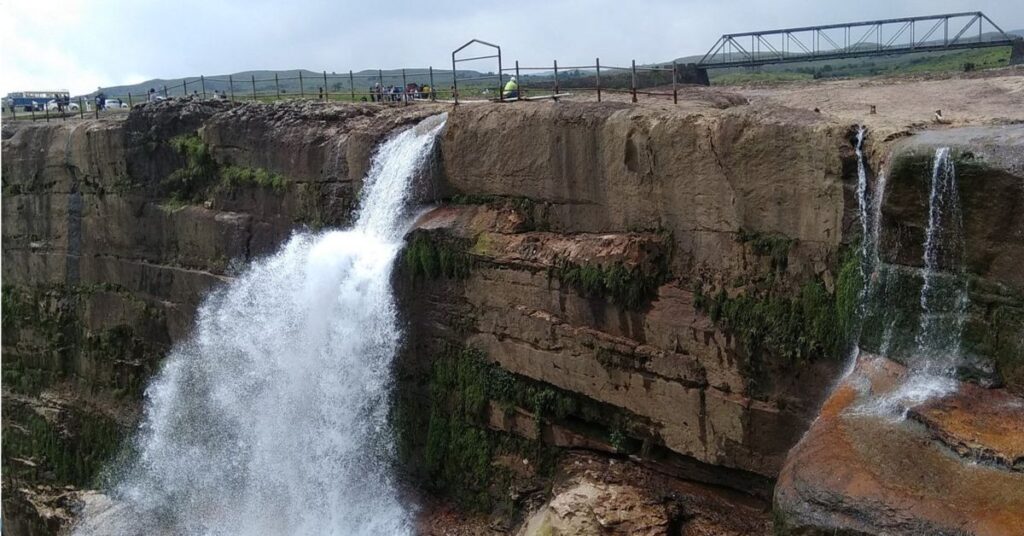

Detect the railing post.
xmin=201 ymin=75 xmax=207 ymax=99
xmin=553 ymin=60 xmax=559 ymax=95
xmin=79 ymin=98 xmax=84 ymax=119
xmin=402 ymin=68 xmax=408 ymax=105
xmin=348 ymin=70 xmax=355 ymax=102
xmin=93 ymin=99 xmax=98 ymax=118
xmin=163 ymin=85 xmax=168 ymax=98
xmin=452 ymin=53 xmax=459 ymax=104
xmin=274 ymin=73 xmax=280 ymax=100
xmin=299 ymin=71 xmax=305 ymax=98
xmin=45 ymin=105 xmax=49 ymax=122
xmin=252 ymin=75 xmax=257 ymax=101
xmin=631 ymin=59 xmax=638 ymax=103
xmin=378 ymin=69 xmax=384 ymax=98
xmin=32 ymin=106 xmax=36 ymax=121
xmin=596 ymin=57 xmax=601 ymax=102
xmin=515 ymin=60 xmax=521 ymax=99
xmin=324 ymin=71 xmax=330 ymax=100
xmin=229 ymin=75 xmax=235 ymax=101
xmin=672 ymin=61 xmax=678 ymax=104
xmin=128 ymin=92 xmax=133 ymax=109
xmin=497 ymin=49 xmax=503 ymax=102
xmin=429 ymin=66 xmax=435 ymax=101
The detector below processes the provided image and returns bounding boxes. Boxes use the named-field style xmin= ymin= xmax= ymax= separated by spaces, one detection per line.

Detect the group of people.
xmin=368 ymin=82 xmax=433 ymax=102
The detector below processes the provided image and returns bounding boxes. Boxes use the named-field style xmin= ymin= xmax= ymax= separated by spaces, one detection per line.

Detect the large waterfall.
xmin=75 ymin=113 xmax=447 ymax=536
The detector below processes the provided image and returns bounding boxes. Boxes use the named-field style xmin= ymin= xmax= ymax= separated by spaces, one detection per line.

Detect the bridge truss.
xmin=697 ymin=12 xmax=1017 ymax=68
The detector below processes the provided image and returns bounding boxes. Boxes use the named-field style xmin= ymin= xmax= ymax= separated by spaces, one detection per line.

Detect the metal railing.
xmin=496 ymin=59 xmax=680 ymax=104
xmin=1 ymin=57 xmax=693 ymax=122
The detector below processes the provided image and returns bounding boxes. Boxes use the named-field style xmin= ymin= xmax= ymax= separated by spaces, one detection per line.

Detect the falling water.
xmin=856 ymin=147 xmax=965 ymax=417
xmin=838 ymin=126 xmax=872 ymax=380
xmin=75 ymin=113 xmax=447 ymax=536
xmin=855 ymin=126 xmax=870 ymax=266
xmin=914 ymin=147 xmax=967 ymax=366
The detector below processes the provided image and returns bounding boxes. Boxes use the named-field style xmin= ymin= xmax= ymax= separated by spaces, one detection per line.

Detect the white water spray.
xmin=76 ymin=114 xmax=447 ymax=536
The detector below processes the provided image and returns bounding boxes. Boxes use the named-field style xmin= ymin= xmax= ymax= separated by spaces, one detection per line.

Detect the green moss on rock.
xmin=549 ymin=257 xmax=668 ymax=310
xmin=403 ymin=231 xmax=473 ymax=281
xmin=163 ymin=133 xmax=287 ymax=203
xmin=695 ymin=251 xmax=862 ymax=384
xmin=1 ymin=404 xmax=126 ymax=488
xmin=738 ymin=229 xmax=794 ymax=273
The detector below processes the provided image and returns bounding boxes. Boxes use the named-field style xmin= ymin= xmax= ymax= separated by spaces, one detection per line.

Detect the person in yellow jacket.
xmin=503 ymin=76 xmax=518 ymax=99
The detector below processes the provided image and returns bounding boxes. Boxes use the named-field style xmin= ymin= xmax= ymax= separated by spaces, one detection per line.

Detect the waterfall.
xmin=856 ymin=147 xmax=965 ymax=417
xmin=855 ymin=126 xmax=870 ymax=266
xmin=838 ymin=126 xmax=872 ymax=379
xmin=914 ymin=147 xmax=967 ymax=368
xmin=75 ymin=113 xmax=447 ymax=536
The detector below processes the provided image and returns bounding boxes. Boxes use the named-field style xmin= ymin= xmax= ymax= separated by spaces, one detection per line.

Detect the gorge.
xmin=2 ymin=74 xmax=1023 ymax=535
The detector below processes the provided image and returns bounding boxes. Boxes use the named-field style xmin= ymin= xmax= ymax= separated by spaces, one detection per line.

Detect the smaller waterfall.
xmin=868 ymin=168 xmax=887 ymax=270
xmin=838 ymin=126 xmax=873 ymax=380
xmin=914 ymin=147 xmax=968 ymax=368
xmin=855 ymin=126 xmax=870 ymax=265
xmin=856 ymin=147 xmax=966 ymax=417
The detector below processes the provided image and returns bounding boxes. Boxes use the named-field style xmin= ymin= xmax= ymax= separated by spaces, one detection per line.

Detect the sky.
xmin=2 ymin=0 xmax=1022 ymax=96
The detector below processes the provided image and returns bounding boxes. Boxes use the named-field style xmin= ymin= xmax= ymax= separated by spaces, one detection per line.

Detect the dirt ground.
xmin=511 ymin=65 xmax=1023 ymax=136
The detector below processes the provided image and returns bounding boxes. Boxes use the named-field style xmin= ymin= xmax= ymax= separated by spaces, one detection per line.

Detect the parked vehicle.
xmin=104 ymin=98 xmax=129 ymax=109
xmin=46 ymin=99 xmax=80 ymax=112
xmin=6 ymin=90 xmax=70 ymax=112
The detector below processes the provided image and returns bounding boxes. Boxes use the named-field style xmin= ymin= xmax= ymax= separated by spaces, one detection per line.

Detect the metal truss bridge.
xmin=697 ymin=12 xmax=1019 ymax=69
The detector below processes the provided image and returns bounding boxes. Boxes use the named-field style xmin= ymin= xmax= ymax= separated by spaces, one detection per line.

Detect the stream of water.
xmin=75 ymin=113 xmax=447 ymax=536
xmin=856 ymin=146 xmax=965 ymax=416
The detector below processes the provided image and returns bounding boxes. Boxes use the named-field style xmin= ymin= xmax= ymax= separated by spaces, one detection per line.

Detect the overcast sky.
xmin=3 ymin=0 xmax=1022 ymax=96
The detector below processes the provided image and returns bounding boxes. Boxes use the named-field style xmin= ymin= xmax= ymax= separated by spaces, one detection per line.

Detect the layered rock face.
xmin=394 ymin=99 xmax=862 ymax=530
xmin=4 ymin=95 xmax=1018 ymax=535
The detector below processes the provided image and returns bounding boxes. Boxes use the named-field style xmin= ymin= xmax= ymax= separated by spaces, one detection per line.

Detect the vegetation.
xmin=738 ymin=229 xmax=794 ymax=273
xmin=1 ymin=406 xmax=126 ymax=487
xmin=163 ymin=133 xmax=286 ymax=204
xmin=396 ymin=343 xmax=647 ymax=511
xmin=2 ymin=283 xmax=161 ymax=398
xmin=413 ymin=345 xmax=562 ymax=511
xmin=402 ymin=231 xmax=473 ymax=280
xmin=548 ymin=257 xmax=669 ymax=310
xmin=694 ymin=250 xmax=862 ymax=386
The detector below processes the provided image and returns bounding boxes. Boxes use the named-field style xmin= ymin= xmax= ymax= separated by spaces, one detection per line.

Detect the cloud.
xmin=2 ymin=0 xmax=1022 ymax=96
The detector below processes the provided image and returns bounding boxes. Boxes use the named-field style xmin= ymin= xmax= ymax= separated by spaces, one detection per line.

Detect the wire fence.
xmin=1 ymin=57 xmax=692 ymax=122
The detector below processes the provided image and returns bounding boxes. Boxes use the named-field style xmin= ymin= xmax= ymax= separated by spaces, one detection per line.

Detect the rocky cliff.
xmin=2 ymin=92 xmax=1021 ymax=535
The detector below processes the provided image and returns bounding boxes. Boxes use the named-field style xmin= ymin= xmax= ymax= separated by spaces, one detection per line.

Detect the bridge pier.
xmin=675 ymin=63 xmax=709 ymax=86
xmin=1011 ymin=38 xmax=1024 ymax=66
